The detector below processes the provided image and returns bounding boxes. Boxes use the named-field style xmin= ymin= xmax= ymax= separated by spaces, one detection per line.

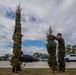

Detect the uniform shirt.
xmin=53 ymin=35 xmax=65 ymax=53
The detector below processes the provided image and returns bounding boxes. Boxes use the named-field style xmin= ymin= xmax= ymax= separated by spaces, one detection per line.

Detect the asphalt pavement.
xmin=0 ymin=61 xmax=76 ymax=68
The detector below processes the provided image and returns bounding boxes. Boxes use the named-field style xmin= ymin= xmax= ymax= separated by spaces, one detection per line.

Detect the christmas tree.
xmin=10 ymin=4 xmax=22 ymax=73
xmin=46 ymin=26 xmax=58 ymax=73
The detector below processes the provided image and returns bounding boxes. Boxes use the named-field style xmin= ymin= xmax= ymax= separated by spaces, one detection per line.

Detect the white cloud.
xmin=22 ymin=46 xmax=47 ymax=55
xmin=0 ymin=47 xmax=12 ymax=56
xmin=0 ymin=0 xmax=76 ymax=55
xmin=22 ymin=22 xmax=48 ymax=41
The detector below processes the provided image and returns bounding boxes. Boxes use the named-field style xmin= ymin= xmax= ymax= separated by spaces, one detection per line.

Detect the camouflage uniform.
xmin=54 ymin=36 xmax=65 ymax=72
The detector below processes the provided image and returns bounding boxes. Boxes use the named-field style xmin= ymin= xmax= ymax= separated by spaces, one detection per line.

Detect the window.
xmin=70 ymin=55 xmax=76 ymax=57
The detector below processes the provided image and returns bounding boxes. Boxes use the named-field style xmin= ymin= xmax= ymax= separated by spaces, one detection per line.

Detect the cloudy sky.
xmin=0 ymin=0 xmax=76 ymax=55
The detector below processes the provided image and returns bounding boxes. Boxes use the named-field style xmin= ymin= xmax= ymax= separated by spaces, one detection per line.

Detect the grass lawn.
xmin=0 ymin=68 xmax=76 ymax=75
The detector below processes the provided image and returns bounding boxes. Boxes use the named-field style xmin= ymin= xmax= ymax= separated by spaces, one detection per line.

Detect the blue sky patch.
xmin=22 ymin=40 xmax=46 ymax=48
xmin=30 ymin=16 xmax=37 ymax=22
xmin=6 ymin=9 xmax=16 ymax=19
xmin=4 ymin=43 xmax=13 ymax=48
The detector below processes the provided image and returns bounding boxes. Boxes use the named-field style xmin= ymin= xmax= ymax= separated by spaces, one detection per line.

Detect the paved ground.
xmin=0 ymin=61 xmax=76 ymax=68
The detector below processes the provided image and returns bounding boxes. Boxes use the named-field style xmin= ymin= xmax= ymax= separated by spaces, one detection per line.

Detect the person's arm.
xmin=52 ymin=35 xmax=62 ymax=42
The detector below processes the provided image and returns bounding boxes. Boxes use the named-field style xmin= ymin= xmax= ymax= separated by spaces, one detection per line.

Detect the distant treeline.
xmin=65 ymin=45 xmax=76 ymax=54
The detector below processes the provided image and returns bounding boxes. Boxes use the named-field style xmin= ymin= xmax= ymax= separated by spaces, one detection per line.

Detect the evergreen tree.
xmin=46 ymin=26 xmax=58 ymax=73
xmin=10 ymin=4 xmax=22 ymax=73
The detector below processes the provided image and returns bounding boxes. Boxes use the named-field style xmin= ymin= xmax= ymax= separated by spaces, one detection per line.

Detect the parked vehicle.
xmin=0 ymin=58 xmax=3 ymax=61
xmin=65 ymin=54 xmax=76 ymax=62
xmin=20 ymin=55 xmax=39 ymax=62
xmin=41 ymin=59 xmax=48 ymax=62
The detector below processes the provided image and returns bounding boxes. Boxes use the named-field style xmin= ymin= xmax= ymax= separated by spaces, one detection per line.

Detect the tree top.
xmin=16 ymin=3 xmax=22 ymax=13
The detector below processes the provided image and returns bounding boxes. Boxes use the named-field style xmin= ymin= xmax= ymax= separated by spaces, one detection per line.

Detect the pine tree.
xmin=10 ymin=4 xmax=22 ymax=73
xmin=46 ymin=26 xmax=57 ymax=73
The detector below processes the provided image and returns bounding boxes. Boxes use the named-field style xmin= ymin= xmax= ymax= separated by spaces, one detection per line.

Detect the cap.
xmin=57 ymin=33 xmax=62 ymax=36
